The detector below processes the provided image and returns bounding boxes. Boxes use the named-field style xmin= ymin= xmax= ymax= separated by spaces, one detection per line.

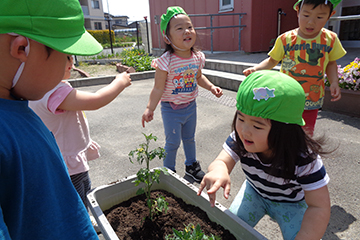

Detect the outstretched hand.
xmin=243 ymin=67 xmax=256 ymax=77
xmin=197 ymin=170 xmax=231 ymax=207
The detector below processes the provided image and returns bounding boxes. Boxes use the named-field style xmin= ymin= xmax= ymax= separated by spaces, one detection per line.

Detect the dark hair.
xmin=163 ymin=14 xmax=199 ymax=54
xmin=45 ymin=45 xmax=53 ymax=58
xmin=231 ymin=111 xmax=331 ymax=180
xmin=297 ymin=0 xmax=334 ymax=16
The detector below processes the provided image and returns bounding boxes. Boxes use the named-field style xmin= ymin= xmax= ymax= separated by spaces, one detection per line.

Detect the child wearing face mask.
xmin=141 ymin=6 xmax=223 ymax=182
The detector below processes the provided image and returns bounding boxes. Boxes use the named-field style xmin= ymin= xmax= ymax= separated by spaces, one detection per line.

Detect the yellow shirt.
xmin=269 ymin=28 xmax=346 ymax=110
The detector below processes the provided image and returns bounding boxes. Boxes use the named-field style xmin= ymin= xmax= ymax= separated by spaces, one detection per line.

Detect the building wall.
xmin=80 ymin=0 xmax=107 ymax=30
xmin=149 ymin=0 xmax=298 ymax=53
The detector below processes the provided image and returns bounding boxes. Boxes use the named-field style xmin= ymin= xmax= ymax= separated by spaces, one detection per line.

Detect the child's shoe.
xmin=185 ymin=161 xmax=205 ymax=183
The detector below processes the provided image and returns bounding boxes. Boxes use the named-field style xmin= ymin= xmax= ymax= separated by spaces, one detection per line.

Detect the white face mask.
xmin=8 ymin=33 xmax=30 ymax=88
xmin=165 ymin=35 xmax=187 ymax=52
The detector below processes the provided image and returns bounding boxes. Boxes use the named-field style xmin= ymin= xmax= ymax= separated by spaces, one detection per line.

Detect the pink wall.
xmin=148 ymin=0 xmax=298 ymax=53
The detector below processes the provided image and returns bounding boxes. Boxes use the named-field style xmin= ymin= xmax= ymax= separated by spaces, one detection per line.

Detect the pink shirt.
xmin=152 ymin=51 xmax=205 ymax=105
xmin=29 ymin=81 xmax=100 ymax=176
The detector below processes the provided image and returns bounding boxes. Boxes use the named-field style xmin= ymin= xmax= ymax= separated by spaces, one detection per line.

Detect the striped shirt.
xmin=151 ymin=51 xmax=205 ymax=104
xmin=269 ymin=28 xmax=346 ymax=110
xmin=223 ymin=131 xmax=329 ymax=202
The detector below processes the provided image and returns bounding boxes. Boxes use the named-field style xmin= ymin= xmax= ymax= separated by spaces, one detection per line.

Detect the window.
xmin=91 ymin=0 xmax=100 ymax=9
xmin=219 ymin=0 xmax=234 ymax=12
xmin=94 ymin=22 xmax=102 ymax=30
xmin=339 ymin=6 xmax=360 ymax=40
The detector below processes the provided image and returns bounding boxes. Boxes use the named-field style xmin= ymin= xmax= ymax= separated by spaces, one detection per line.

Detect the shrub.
xmin=121 ymin=48 xmax=155 ymax=72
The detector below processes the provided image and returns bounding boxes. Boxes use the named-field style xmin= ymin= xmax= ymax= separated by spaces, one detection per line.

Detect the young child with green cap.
xmin=141 ymin=6 xmax=223 ymax=182
xmin=0 ymin=0 xmax=103 ymax=239
xmin=243 ymin=0 xmax=346 ymax=136
xmin=198 ymin=70 xmax=331 ymax=240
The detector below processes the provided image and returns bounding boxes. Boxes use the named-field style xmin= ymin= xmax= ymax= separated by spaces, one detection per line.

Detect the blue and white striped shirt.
xmin=223 ymin=131 xmax=329 ymax=202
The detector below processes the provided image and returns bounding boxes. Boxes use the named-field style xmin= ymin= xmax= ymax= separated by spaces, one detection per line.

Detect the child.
xmin=243 ymin=0 xmax=346 ymax=136
xmin=141 ymin=6 xmax=223 ymax=182
xmin=0 ymin=0 xmax=104 ymax=239
xmin=29 ymin=56 xmax=131 ymax=227
xmin=198 ymin=70 xmax=331 ymax=240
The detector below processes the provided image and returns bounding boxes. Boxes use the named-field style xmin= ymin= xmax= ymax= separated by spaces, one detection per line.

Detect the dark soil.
xmin=104 ymin=190 xmax=236 ymax=240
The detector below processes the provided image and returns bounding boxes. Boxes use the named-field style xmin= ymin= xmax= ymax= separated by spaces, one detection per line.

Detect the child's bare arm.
xmin=326 ymin=61 xmax=341 ymax=102
xmin=197 ymin=150 xmax=236 ymax=207
xmin=58 ymin=72 xmax=131 ymax=111
xmin=243 ymin=57 xmax=280 ymax=76
xmin=197 ymin=69 xmax=223 ymax=98
xmin=295 ymin=186 xmax=331 ymax=240
xmin=141 ymin=68 xmax=167 ymax=127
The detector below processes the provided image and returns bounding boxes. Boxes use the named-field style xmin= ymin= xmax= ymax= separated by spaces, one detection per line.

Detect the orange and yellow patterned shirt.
xmin=269 ymin=28 xmax=346 ymax=110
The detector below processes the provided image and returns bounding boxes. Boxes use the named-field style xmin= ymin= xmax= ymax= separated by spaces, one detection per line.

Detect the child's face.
xmin=63 ymin=55 xmax=73 ymax=80
xmin=297 ymin=3 xmax=334 ymax=39
xmin=12 ymin=40 xmax=68 ymax=100
xmin=167 ymin=14 xmax=196 ymax=53
xmin=235 ymin=111 xmax=272 ymax=158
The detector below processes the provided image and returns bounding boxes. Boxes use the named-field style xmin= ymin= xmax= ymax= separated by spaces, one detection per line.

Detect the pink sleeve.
xmin=199 ymin=51 xmax=205 ymax=69
xmin=151 ymin=52 xmax=170 ymax=72
xmin=47 ymin=84 xmax=73 ymax=114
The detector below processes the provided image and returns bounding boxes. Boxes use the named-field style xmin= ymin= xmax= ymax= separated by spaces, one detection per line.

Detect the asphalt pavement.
xmin=80 ymin=77 xmax=360 ymax=240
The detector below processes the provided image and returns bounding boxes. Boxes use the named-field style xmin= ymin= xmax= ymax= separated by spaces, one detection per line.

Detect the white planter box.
xmin=87 ymin=168 xmax=267 ymax=240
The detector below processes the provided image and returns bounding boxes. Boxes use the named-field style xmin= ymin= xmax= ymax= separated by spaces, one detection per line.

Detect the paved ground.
xmin=82 ymin=77 xmax=359 ymax=239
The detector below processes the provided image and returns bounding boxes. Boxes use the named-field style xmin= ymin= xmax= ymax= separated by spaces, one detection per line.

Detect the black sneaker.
xmin=185 ymin=161 xmax=205 ymax=182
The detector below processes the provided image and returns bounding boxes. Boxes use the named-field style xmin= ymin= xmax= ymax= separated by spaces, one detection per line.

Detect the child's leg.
xmin=161 ymin=102 xmax=182 ymax=171
xmin=265 ymin=199 xmax=308 ymax=240
xmin=181 ymin=101 xmax=197 ymax=166
xmin=302 ymin=109 xmax=319 ymax=136
xmin=70 ymin=171 xmax=91 ymax=209
xmin=229 ymin=180 xmax=267 ymax=227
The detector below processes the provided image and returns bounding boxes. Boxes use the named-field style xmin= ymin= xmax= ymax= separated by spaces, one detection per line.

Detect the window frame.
xmin=219 ymin=0 xmax=234 ymax=13
xmin=91 ymin=0 xmax=100 ymax=9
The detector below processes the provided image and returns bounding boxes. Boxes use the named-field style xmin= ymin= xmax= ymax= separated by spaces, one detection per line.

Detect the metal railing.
xmin=189 ymin=13 xmax=247 ymax=53
xmin=329 ymin=14 xmax=360 ymax=21
xmin=155 ymin=12 xmax=246 ymax=54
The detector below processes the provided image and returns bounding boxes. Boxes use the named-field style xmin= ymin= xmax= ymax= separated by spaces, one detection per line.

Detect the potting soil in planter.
xmin=104 ymin=189 xmax=236 ymax=240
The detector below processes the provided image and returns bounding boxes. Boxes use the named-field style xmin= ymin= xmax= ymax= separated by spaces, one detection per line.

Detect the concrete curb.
xmin=68 ymin=71 xmax=155 ymax=87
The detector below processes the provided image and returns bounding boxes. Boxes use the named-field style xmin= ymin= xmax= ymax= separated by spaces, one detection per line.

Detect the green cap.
xmin=293 ymin=0 xmax=342 ymax=10
xmin=236 ymin=70 xmax=306 ymax=126
xmin=0 ymin=0 xmax=103 ymax=56
xmin=160 ymin=6 xmax=188 ymax=36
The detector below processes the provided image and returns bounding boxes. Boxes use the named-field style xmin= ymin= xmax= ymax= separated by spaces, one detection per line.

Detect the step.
xmin=202 ymin=69 xmax=246 ymax=91
xmin=205 ymin=59 xmax=280 ymax=75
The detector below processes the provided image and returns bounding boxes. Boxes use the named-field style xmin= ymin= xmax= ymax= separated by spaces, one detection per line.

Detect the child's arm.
xmin=141 ymin=68 xmax=167 ymax=127
xmin=326 ymin=61 xmax=341 ymax=102
xmin=197 ymin=149 xmax=236 ymax=207
xmin=196 ymin=69 xmax=223 ymax=98
xmin=58 ymin=72 xmax=131 ymax=111
xmin=295 ymin=186 xmax=331 ymax=240
xmin=243 ymin=57 xmax=280 ymax=76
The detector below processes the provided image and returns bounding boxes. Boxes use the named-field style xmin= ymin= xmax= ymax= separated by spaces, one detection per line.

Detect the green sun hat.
xmin=160 ymin=6 xmax=188 ymax=36
xmin=0 ymin=0 xmax=103 ymax=56
xmin=293 ymin=0 xmax=342 ymax=10
xmin=236 ymin=70 xmax=306 ymax=126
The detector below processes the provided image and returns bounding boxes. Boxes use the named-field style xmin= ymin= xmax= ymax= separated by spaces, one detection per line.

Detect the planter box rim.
xmin=87 ymin=167 xmax=267 ymax=240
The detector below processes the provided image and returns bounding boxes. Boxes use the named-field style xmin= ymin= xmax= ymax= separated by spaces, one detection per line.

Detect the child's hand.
xmin=243 ymin=67 xmax=256 ymax=77
xmin=330 ymin=82 xmax=341 ymax=102
xmin=116 ymin=72 xmax=132 ymax=88
xmin=211 ymin=86 xmax=223 ymax=98
xmin=197 ymin=170 xmax=231 ymax=207
xmin=142 ymin=108 xmax=154 ymax=127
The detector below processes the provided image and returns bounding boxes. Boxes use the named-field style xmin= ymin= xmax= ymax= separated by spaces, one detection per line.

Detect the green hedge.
xmin=88 ymin=30 xmax=115 ymax=45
